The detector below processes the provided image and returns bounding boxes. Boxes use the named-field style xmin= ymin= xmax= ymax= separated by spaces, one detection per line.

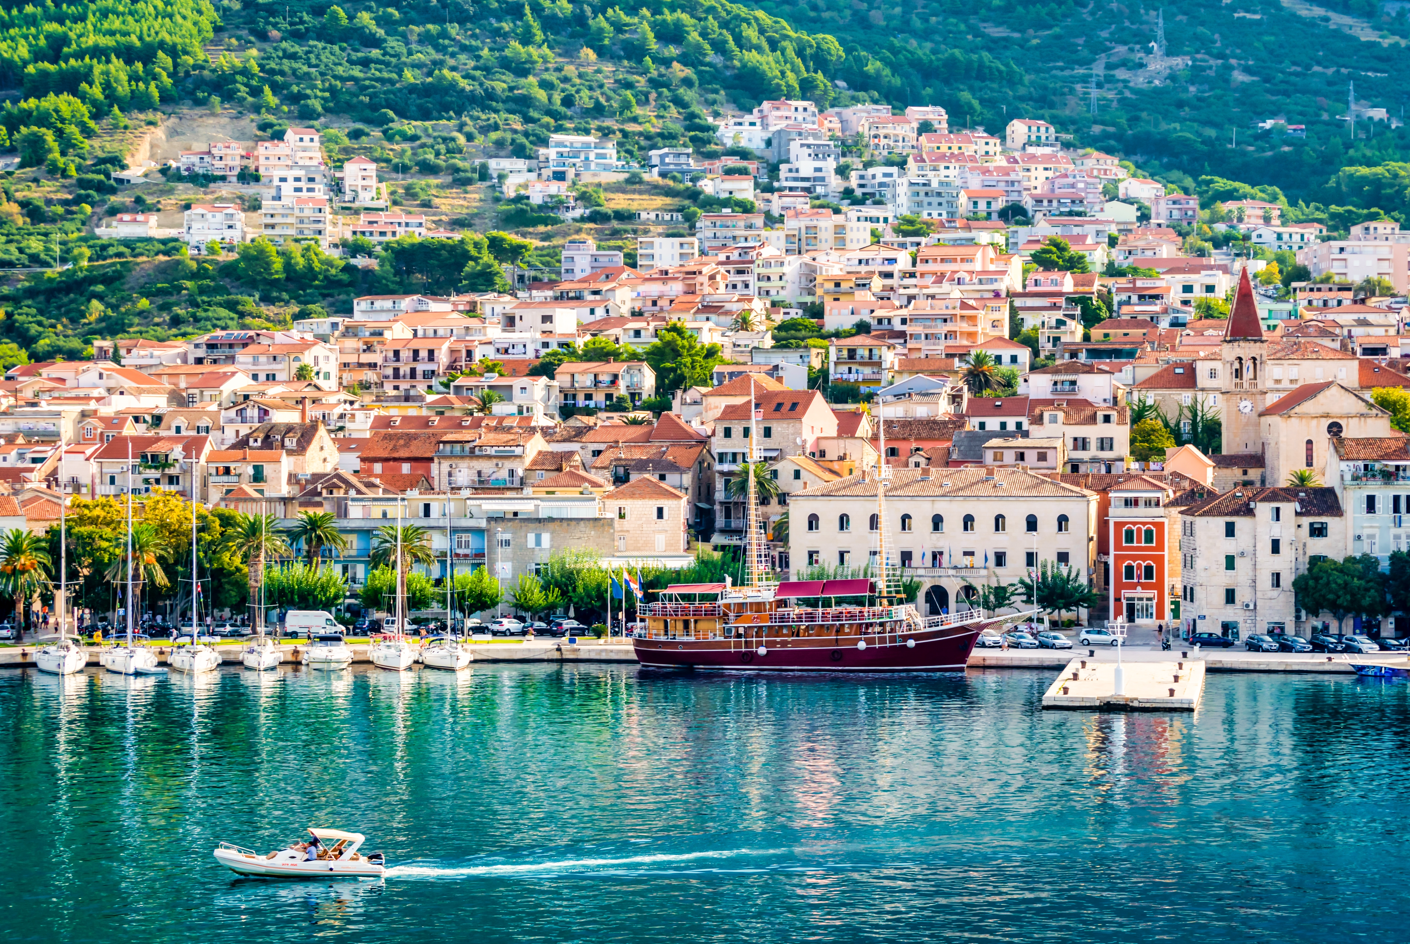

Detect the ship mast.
xmin=743 ymin=378 xmax=770 ymax=589
xmin=873 ymin=396 xmax=901 ymax=607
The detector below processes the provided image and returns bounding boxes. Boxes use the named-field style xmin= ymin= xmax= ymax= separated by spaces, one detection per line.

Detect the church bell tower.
xmin=1220 ymin=267 xmax=1266 ymax=455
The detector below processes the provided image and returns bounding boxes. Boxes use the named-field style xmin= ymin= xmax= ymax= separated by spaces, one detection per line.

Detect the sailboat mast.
xmin=446 ymin=495 xmax=453 ymax=634
xmin=191 ymin=469 xmax=199 ymax=637
xmin=395 ymin=497 xmax=403 ymax=634
xmin=125 ymin=437 xmax=133 ymax=646
xmin=873 ymin=396 xmax=897 ymax=606
xmin=58 ymin=436 xmax=65 ymax=643
xmin=744 ymin=378 xmax=768 ymax=588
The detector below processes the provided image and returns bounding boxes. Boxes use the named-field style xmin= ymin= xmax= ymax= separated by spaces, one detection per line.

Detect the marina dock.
xmin=1041 ymin=657 xmax=1206 ymax=711
xmin=0 ymin=639 xmax=641 ymax=667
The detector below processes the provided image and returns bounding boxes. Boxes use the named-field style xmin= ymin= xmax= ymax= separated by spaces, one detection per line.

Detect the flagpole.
xmin=606 ymin=561 xmax=612 ymax=640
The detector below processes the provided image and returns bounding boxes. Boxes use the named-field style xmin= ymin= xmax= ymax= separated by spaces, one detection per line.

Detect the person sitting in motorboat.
xmin=305 ymin=839 xmax=321 ymax=862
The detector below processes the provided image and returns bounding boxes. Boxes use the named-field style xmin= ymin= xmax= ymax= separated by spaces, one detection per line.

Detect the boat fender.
xmin=906 ymin=638 xmax=915 ymax=648
xmin=857 ymin=640 xmax=866 ymax=651
xmin=756 ymin=646 xmax=767 ymax=656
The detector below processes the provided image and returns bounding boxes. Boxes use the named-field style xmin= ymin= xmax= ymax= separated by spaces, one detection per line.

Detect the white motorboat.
xmin=100 ymin=637 xmax=161 ymax=676
xmin=35 ymin=637 xmax=87 ymax=676
xmin=369 ymin=633 xmax=418 ymax=671
xmin=420 ymin=635 xmax=473 ymax=671
xmin=302 ymin=633 xmax=354 ymax=669
xmin=242 ymin=636 xmax=283 ymax=671
xmin=169 ymin=638 xmax=221 ymax=674
xmin=213 ymin=828 xmax=386 ymax=879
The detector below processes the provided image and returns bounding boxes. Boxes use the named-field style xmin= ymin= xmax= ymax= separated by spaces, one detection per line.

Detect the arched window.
xmin=931 ymin=514 xmax=944 ymax=533
xmin=838 ymin=514 xmax=851 ymax=532
xmin=1305 ymin=439 xmax=1314 ymax=468
xmin=1143 ymin=563 xmax=1155 ymax=581
xmin=1025 ymin=514 xmax=1038 ymax=533
xmin=1123 ymin=563 xmax=1135 ymax=581
xmin=963 ymin=514 xmax=975 ymax=533
xmin=1143 ymin=527 xmax=1156 ymax=546
xmin=900 ymin=514 xmax=913 ymax=532
xmin=807 ymin=513 xmax=819 ymax=532
xmin=994 ymin=514 xmax=1007 ymax=533
xmin=869 ymin=513 xmax=880 ymax=532
xmin=1057 ymin=514 xmax=1070 ymax=533
xmin=1123 ymin=526 xmax=1135 ymax=545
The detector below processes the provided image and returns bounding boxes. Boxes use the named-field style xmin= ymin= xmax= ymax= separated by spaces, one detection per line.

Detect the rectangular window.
xmin=1225 ymin=521 xmax=1236 ymax=538
xmin=1310 ymin=522 xmax=1328 ymax=538
xmin=1271 ymin=538 xmax=1281 ymax=555
xmin=1025 ymin=551 xmax=1036 ymax=567
xmin=762 ymin=426 xmax=772 ymax=439
xmin=1271 ymin=506 xmax=1281 ymax=522
xmin=617 ymin=506 xmax=627 ymax=520
xmin=655 ymin=506 xmax=665 ymax=520
xmin=723 ymin=427 xmax=733 ymax=438
xmin=1366 ymin=495 xmax=1377 ymax=515
xmin=994 ymin=551 xmax=1007 ymax=567
xmin=1225 ymin=554 xmax=1236 ymax=571
xmin=1097 ymin=437 xmax=1114 ymax=452
xmin=838 ymin=550 xmax=850 ymax=567
xmin=808 ymin=550 xmax=819 ymax=566
xmin=1056 ymin=551 xmax=1070 ymax=565
xmin=1225 ymin=588 xmax=1236 ymax=605
xmin=1271 ymin=572 xmax=1282 ymax=588
xmin=793 ymin=469 xmax=801 ymax=480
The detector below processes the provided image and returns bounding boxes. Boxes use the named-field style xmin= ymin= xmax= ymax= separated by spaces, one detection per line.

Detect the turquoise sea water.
xmin=1 ymin=664 xmax=1406 ymax=943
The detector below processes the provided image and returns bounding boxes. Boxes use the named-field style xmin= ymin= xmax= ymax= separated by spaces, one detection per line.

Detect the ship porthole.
xmin=739 ymin=651 xmax=754 ymax=664
xmin=757 ymin=646 xmax=767 ymax=656
xmin=857 ymin=640 xmax=867 ymax=651
xmin=677 ymin=645 xmax=683 ymax=650
xmin=906 ymin=638 xmax=915 ymax=648
xmin=830 ymin=650 xmax=844 ymax=662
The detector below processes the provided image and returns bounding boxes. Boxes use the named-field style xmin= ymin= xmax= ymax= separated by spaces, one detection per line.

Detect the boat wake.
xmin=385 ymin=847 xmax=786 ymax=879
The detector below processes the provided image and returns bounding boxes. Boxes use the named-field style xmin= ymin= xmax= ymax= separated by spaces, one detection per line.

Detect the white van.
xmin=284 ymin=610 xmax=343 ymax=638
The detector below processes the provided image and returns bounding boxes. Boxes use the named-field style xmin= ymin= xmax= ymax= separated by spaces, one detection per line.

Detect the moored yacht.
xmin=420 ymin=635 xmax=473 ymax=670
xmin=100 ymin=637 xmax=161 ymax=675
xmin=303 ymin=633 xmax=354 ymax=669
xmin=169 ymin=638 xmax=221 ymax=674
xmin=369 ymin=633 xmax=418 ymax=671
xmin=242 ymin=635 xmax=283 ymax=670
xmin=35 ymin=638 xmax=87 ymax=676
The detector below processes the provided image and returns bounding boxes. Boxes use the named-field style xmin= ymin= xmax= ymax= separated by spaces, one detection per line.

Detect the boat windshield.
xmin=312 ymin=634 xmax=345 ymax=645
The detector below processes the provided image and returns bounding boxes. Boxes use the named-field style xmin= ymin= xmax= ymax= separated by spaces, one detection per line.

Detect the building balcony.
xmin=1343 ymin=469 xmax=1410 ymax=484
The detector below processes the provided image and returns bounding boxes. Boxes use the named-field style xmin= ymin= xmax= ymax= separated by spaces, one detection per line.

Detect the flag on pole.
xmin=610 ymin=566 xmax=624 ymax=599
xmin=625 ymin=568 xmax=642 ymax=599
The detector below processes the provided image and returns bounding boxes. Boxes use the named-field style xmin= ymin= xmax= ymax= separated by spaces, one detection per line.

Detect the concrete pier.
xmin=1042 ymin=657 xmax=1206 ymax=711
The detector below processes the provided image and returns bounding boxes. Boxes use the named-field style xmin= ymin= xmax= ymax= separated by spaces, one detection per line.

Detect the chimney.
xmin=301 ymin=397 xmax=309 ymax=424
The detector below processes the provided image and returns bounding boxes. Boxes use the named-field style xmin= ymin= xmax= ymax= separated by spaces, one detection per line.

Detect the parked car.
xmin=524 ymin=621 xmax=548 ymax=634
xmin=624 ymin=620 xmax=647 ymax=637
xmin=1278 ymin=635 xmax=1313 ymax=653
xmin=1341 ymin=635 xmax=1381 ymax=654
xmin=1375 ymin=636 xmax=1408 ymax=651
xmin=1244 ymin=634 xmax=1280 ymax=652
xmin=1002 ymin=631 xmax=1039 ymax=649
xmin=1190 ymin=632 xmax=1236 ymax=648
xmin=214 ymin=624 xmax=251 ymax=638
xmin=1310 ymin=634 xmax=1345 ymax=653
xmin=549 ymin=618 xmax=586 ymax=637
xmin=975 ymin=629 xmax=1004 ymax=648
xmin=488 ymin=617 xmax=525 ymax=636
xmin=0 ymin=622 xmax=14 ymax=641
xmin=1079 ymin=628 xmax=1123 ymax=647
xmin=1037 ymin=631 xmax=1073 ymax=649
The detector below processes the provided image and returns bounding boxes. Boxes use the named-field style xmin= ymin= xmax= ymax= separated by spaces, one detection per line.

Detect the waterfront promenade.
xmin=0 ymin=636 xmax=1398 ymax=673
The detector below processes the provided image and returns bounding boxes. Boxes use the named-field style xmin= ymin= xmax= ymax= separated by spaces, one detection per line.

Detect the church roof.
xmin=1224 ymin=268 xmax=1264 ymax=341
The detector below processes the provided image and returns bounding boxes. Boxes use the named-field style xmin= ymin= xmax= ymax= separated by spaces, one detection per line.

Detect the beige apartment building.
xmin=604 ymin=477 xmax=691 ymax=560
xmin=259 ymin=197 xmax=335 ymax=249
xmin=789 ymin=466 xmax=1098 ymax=618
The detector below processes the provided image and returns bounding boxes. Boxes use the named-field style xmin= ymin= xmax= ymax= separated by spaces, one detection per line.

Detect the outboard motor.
xmin=367 ymin=852 xmax=385 ymax=866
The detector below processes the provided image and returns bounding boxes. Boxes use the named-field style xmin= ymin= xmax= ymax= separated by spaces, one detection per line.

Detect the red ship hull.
xmin=633 ymin=619 xmax=998 ymax=672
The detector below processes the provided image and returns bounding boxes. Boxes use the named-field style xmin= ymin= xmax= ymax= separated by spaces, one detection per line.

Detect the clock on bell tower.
xmin=1220 ymin=268 xmax=1267 ymax=455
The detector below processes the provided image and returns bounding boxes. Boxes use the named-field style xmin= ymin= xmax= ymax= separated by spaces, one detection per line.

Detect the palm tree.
xmin=0 ymin=529 xmax=49 ymax=641
xmin=770 ymin=511 xmax=789 ymax=545
xmin=731 ymin=310 xmax=759 ymax=332
xmin=725 ymin=462 xmax=782 ymax=503
xmin=962 ymin=350 xmax=1002 ymax=396
xmin=286 ymin=511 xmax=349 ymax=568
xmin=370 ymin=524 xmax=437 ymax=618
xmin=476 ymin=390 xmax=506 ymax=415
xmin=294 ymin=363 xmax=316 ymax=382
xmin=1129 ymin=395 xmax=1162 ymax=426
xmin=103 ymin=523 xmax=170 ymax=630
xmin=220 ymin=513 xmax=293 ymax=611
xmin=621 ymin=414 xmax=651 ymax=425
xmin=1286 ymin=469 xmax=1323 ymax=487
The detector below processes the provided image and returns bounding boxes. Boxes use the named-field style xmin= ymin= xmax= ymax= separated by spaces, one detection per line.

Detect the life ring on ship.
xmin=739 ymin=651 xmax=754 ymax=664
xmin=830 ymin=650 xmax=844 ymax=662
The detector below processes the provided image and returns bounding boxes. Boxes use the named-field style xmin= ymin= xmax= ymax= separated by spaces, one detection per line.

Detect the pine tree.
xmin=518 ymin=5 xmax=545 ymax=46
xmin=324 ymin=5 xmax=349 ymax=32
xmin=259 ymin=85 xmax=277 ymax=112
xmin=587 ymin=15 xmax=614 ymax=51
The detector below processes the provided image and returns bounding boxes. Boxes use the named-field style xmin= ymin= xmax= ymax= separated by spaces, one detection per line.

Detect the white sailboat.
xmin=242 ymin=501 xmax=283 ymax=669
xmin=101 ymin=438 xmax=160 ymax=676
xmin=36 ymin=463 xmax=86 ymax=675
xmin=170 ymin=466 xmax=219 ymax=675
xmin=302 ymin=633 xmax=355 ymax=668
xmin=369 ymin=497 xmax=418 ymax=671
xmin=422 ymin=506 xmax=472 ymax=670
